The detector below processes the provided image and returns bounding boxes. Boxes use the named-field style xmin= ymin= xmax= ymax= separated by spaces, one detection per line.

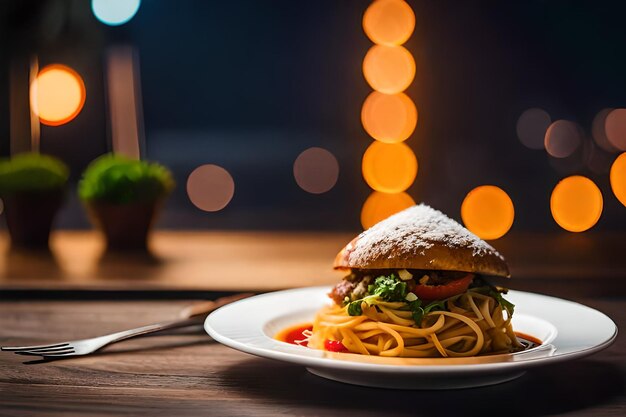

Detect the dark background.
xmin=1 ymin=0 xmax=625 ymax=232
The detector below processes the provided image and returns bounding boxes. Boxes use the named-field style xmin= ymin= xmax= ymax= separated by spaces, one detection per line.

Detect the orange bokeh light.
xmin=363 ymin=45 xmax=415 ymax=94
xmin=461 ymin=185 xmax=514 ymax=240
xmin=362 ymin=141 xmax=417 ymax=193
xmin=30 ymin=64 xmax=86 ymax=126
xmin=361 ymin=91 xmax=417 ymax=143
xmin=550 ymin=176 xmax=603 ymax=232
xmin=610 ymin=153 xmax=626 ymax=207
xmin=363 ymin=0 xmax=415 ymax=46
xmin=361 ymin=191 xmax=415 ymax=229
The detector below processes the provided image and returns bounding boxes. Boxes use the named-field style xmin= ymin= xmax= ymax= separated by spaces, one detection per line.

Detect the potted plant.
xmin=78 ymin=153 xmax=174 ymax=251
xmin=0 ymin=153 xmax=69 ymax=249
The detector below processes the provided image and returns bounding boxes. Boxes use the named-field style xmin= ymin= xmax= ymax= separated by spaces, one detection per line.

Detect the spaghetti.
xmin=308 ymin=289 xmax=522 ymax=358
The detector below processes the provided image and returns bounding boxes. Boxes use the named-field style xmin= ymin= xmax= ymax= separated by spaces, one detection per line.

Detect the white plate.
xmin=205 ymin=287 xmax=617 ymax=389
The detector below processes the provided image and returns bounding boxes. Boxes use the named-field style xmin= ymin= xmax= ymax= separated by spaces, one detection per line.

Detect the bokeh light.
xmin=30 ymin=64 xmax=86 ymax=126
xmin=544 ymin=120 xmax=583 ymax=158
xmin=592 ymin=108 xmax=618 ymax=153
xmin=187 ymin=164 xmax=235 ymax=212
xmin=362 ymin=141 xmax=417 ymax=193
xmin=92 ymin=0 xmax=141 ymax=26
xmin=361 ymin=92 xmax=417 ymax=143
xmin=363 ymin=45 xmax=415 ymax=94
xmin=363 ymin=0 xmax=415 ymax=46
xmin=461 ymin=185 xmax=514 ymax=240
xmin=516 ymin=108 xmax=551 ymax=150
xmin=293 ymin=147 xmax=339 ymax=194
xmin=610 ymin=153 xmax=626 ymax=207
xmin=605 ymin=108 xmax=626 ymax=151
xmin=361 ymin=191 xmax=415 ymax=229
xmin=550 ymin=176 xmax=603 ymax=232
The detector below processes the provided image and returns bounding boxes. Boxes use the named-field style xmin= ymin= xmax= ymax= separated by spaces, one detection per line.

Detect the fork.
xmin=1 ymin=293 xmax=251 ymax=359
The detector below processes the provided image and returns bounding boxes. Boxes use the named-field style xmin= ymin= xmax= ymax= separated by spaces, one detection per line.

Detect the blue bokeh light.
xmin=92 ymin=0 xmax=141 ymax=26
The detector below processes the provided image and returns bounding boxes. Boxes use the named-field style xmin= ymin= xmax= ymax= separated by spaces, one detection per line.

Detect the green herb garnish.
xmin=423 ymin=299 xmax=447 ymax=314
xmin=367 ymin=274 xmax=407 ymax=301
xmin=407 ymin=299 xmax=424 ymax=324
xmin=347 ymin=274 xmax=408 ymax=317
xmin=409 ymin=299 xmax=447 ymax=325
xmin=491 ymin=290 xmax=515 ymax=317
xmin=347 ymin=300 xmax=363 ymax=316
xmin=469 ymin=284 xmax=515 ymax=317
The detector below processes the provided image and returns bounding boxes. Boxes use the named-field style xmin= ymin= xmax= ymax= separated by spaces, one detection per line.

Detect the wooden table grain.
xmin=0 ymin=296 xmax=624 ymax=417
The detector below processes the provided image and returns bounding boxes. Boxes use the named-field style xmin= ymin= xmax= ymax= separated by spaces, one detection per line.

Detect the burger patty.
xmin=329 ymin=275 xmax=373 ymax=305
xmin=329 ymin=269 xmax=471 ymax=305
xmin=329 ymin=280 xmax=355 ymax=305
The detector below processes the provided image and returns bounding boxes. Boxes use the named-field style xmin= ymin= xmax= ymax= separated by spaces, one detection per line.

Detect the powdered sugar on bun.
xmin=334 ymin=204 xmax=509 ymax=277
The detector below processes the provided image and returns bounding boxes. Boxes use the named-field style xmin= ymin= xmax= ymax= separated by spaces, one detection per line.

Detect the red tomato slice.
xmin=324 ymin=339 xmax=348 ymax=352
xmin=411 ymin=273 xmax=474 ymax=302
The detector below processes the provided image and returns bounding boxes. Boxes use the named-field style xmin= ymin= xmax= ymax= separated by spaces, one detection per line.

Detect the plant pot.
xmin=86 ymin=200 xmax=161 ymax=251
xmin=2 ymin=189 xmax=64 ymax=249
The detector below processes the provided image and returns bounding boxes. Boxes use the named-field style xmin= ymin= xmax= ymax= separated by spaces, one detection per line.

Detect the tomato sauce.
xmin=275 ymin=324 xmax=312 ymax=346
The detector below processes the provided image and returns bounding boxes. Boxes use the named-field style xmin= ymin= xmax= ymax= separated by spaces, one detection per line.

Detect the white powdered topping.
xmin=349 ymin=204 xmax=502 ymax=264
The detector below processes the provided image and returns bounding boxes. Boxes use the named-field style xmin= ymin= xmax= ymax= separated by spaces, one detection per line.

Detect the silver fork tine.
xmin=17 ymin=346 xmax=76 ymax=355
xmin=16 ymin=349 xmax=75 ymax=357
xmin=1 ymin=342 xmax=70 ymax=352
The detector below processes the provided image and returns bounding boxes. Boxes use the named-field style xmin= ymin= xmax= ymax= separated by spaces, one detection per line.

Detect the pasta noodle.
xmin=307 ymin=289 xmax=522 ymax=357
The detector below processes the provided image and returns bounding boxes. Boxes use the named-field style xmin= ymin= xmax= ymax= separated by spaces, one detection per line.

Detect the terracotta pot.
xmin=86 ymin=200 xmax=161 ymax=251
xmin=2 ymin=189 xmax=64 ymax=249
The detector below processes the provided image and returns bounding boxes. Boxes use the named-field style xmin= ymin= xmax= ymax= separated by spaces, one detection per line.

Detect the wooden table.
xmin=0 ymin=295 xmax=624 ymax=416
xmin=0 ymin=231 xmax=625 ymax=416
